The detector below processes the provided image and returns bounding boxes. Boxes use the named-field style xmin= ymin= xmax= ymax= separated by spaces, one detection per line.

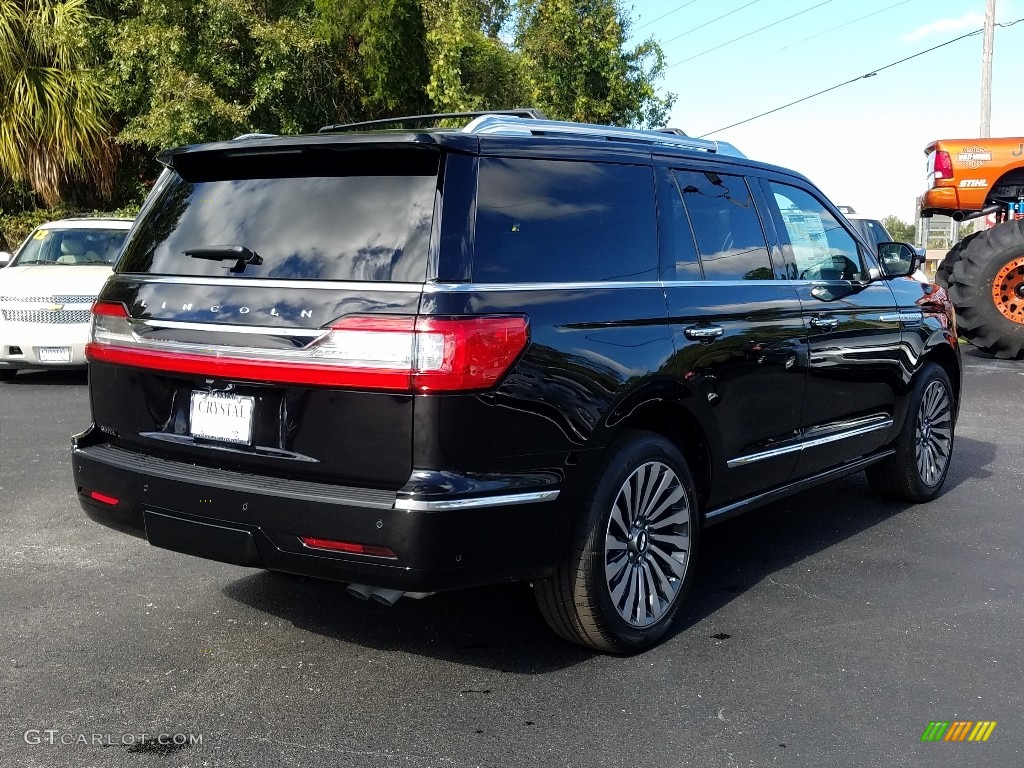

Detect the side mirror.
xmin=0 ymin=251 xmax=11 ymax=268
xmin=877 ymin=241 xmax=919 ymax=278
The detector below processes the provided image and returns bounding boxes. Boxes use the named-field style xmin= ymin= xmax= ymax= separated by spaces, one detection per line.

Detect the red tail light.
xmin=933 ymin=150 xmax=953 ymax=181
xmin=85 ymin=301 xmax=529 ymax=392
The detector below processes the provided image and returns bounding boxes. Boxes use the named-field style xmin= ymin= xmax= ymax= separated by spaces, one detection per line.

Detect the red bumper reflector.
xmin=298 ymin=536 xmax=397 ymax=559
xmin=88 ymin=490 xmax=120 ymax=506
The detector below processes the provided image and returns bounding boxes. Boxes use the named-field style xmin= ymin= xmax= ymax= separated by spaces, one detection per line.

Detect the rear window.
xmin=473 ymin=158 xmax=658 ymax=283
xmin=118 ymin=152 xmax=438 ymax=282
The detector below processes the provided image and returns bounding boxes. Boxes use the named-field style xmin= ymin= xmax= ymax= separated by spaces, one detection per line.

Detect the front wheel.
xmin=867 ymin=363 xmax=955 ymax=502
xmin=534 ymin=431 xmax=699 ymax=653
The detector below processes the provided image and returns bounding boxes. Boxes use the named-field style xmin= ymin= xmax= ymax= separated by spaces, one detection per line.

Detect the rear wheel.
xmin=534 ymin=431 xmax=698 ymax=653
xmin=946 ymin=219 xmax=1024 ymax=358
xmin=867 ymin=363 xmax=954 ymax=502
xmin=0 ymin=370 xmax=16 ymax=382
xmin=935 ymin=231 xmax=979 ymax=288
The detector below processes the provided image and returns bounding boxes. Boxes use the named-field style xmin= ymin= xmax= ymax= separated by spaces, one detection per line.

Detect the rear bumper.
xmin=0 ymin=322 xmax=89 ymax=369
xmin=72 ymin=431 xmax=570 ymax=592
xmin=920 ymin=186 xmax=962 ymax=218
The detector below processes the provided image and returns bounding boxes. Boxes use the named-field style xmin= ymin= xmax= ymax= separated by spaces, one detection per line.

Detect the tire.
xmin=934 ymin=231 xmax=979 ymax=288
xmin=867 ymin=363 xmax=955 ymax=503
xmin=0 ymin=370 xmax=16 ymax=382
xmin=946 ymin=219 xmax=1024 ymax=358
xmin=534 ymin=431 xmax=699 ymax=653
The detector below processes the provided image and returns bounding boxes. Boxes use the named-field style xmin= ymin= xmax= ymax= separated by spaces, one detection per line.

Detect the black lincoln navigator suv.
xmin=72 ymin=112 xmax=961 ymax=652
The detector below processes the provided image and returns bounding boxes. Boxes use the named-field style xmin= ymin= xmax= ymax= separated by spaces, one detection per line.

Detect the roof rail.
xmin=318 ymin=109 xmax=549 ymax=133
xmin=461 ymin=115 xmax=745 ymax=157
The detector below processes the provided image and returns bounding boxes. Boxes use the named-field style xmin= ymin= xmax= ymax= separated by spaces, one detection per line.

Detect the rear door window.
xmin=673 ymin=170 xmax=774 ymax=280
xmin=473 ymin=158 xmax=658 ymax=283
xmin=118 ymin=152 xmax=438 ymax=282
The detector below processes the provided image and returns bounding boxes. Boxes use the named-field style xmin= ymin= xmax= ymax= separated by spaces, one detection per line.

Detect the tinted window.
xmin=674 ymin=170 xmax=773 ymax=280
xmin=769 ymin=183 xmax=867 ymax=281
xmin=849 ymin=218 xmax=892 ymax=250
xmin=473 ymin=158 xmax=657 ymax=283
xmin=660 ymin=168 xmax=702 ymax=280
xmin=118 ymin=156 xmax=438 ymax=282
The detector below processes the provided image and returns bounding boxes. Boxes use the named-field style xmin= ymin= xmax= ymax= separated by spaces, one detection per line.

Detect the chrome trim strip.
xmin=134 ymin=318 xmax=324 ymax=338
xmin=424 ymin=280 xmax=784 ymax=292
xmin=112 ymin=276 xmax=790 ymax=293
xmin=878 ymin=311 xmax=924 ymax=323
xmin=708 ymin=450 xmax=895 ymax=523
xmin=424 ymin=280 xmax=662 ymax=292
xmin=726 ymin=418 xmax=894 ymax=469
xmin=111 ymin=275 xmax=426 ymax=292
xmin=393 ymin=489 xmax=560 ymax=511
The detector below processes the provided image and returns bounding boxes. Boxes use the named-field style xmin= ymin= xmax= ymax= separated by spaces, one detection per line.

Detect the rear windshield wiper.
xmin=184 ymin=245 xmax=263 ymax=273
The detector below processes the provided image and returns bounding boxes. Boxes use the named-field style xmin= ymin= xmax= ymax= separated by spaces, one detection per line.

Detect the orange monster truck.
xmin=921 ymin=137 xmax=1024 ymax=358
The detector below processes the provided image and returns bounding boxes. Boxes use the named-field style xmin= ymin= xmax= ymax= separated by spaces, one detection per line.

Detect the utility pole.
xmin=981 ymin=0 xmax=995 ymax=137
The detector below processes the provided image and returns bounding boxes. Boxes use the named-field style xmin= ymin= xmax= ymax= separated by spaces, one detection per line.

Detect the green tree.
xmin=315 ymin=0 xmax=431 ymax=117
xmin=104 ymin=0 xmax=343 ymax=150
xmin=883 ymin=215 xmax=916 ymax=244
xmin=0 ymin=0 xmax=116 ymax=206
xmin=516 ymin=0 xmax=674 ymax=127
xmin=419 ymin=0 xmax=528 ymax=112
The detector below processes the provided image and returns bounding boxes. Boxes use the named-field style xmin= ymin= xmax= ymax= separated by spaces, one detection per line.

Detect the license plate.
xmin=38 ymin=346 xmax=71 ymax=363
xmin=189 ymin=392 xmax=255 ymax=445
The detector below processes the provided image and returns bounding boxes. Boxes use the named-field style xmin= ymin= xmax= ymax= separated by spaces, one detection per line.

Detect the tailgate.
xmin=86 ymin=144 xmax=439 ymax=488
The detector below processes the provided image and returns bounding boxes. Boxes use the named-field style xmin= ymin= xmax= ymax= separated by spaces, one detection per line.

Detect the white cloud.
xmin=903 ymin=12 xmax=984 ymax=42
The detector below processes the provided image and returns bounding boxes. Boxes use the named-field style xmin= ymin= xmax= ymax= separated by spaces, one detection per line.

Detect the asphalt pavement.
xmin=1 ymin=350 xmax=1021 ymax=767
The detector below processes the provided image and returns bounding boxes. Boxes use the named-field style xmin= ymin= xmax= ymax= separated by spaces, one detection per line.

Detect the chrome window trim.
xmin=109 ymin=275 xmax=427 ymax=292
xmin=394 ymin=489 xmax=560 ymax=511
xmin=727 ymin=418 xmax=894 ymax=469
xmin=110 ymin=277 xmax=792 ymax=293
xmin=424 ymin=280 xmax=784 ymax=292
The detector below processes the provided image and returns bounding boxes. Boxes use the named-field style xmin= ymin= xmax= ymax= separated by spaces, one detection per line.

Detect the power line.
xmin=757 ymin=0 xmax=916 ymax=61
xmin=661 ymin=0 xmax=765 ymax=46
xmin=698 ymin=19 xmax=1024 ymax=137
xmin=687 ymin=0 xmax=919 ymax=80
xmin=666 ymin=0 xmax=836 ymax=69
xmin=634 ymin=0 xmax=702 ymax=33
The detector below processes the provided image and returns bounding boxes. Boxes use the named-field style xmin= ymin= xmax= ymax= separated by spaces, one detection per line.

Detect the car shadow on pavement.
xmin=669 ymin=435 xmax=996 ymax=642
xmin=3 ymin=369 xmax=87 ymax=385
xmin=222 ymin=572 xmax=591 ymax=674
xmin=222 ymin=436 xmax=995 ymax=671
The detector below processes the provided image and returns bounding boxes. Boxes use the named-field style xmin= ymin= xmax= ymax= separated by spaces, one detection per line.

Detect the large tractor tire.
xmin=935 ymin=230 xmax=980 ymax=288
xmin=946 ymin=219 xmax=1024 ymax=359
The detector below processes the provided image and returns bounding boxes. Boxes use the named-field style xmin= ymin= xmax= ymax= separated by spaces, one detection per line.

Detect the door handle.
xmin=684 ymin=325 xmax=725 ymax=342
xmin=809 ymin=316 xmax=840 ymax=332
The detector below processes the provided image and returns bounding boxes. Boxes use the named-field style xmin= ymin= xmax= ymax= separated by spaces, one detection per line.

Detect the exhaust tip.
xmin=346 ymin=583 xmax=372 ymax=601
xmin=370 ymin=588 xmax=405 ymax=607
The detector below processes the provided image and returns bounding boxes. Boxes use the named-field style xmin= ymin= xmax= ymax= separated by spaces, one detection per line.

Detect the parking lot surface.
xmin=1 ymin=350 xmax=1021 ymax=767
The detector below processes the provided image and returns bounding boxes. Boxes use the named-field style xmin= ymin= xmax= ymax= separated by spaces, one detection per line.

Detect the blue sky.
xmin=626 ymin=0 xmax=1024 ymax=222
